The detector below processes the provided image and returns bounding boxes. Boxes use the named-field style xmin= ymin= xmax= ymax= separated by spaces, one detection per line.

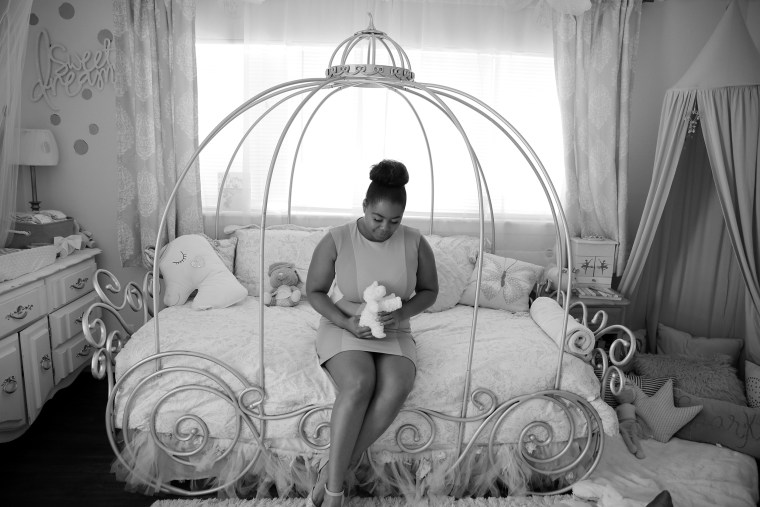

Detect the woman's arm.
xmin=378 ymin=235 xmax=438 ymax=326
xmin=306 ymin=233 xmax=373 ymax=339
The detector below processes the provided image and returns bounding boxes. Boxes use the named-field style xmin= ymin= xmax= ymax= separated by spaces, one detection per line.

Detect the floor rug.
xmin=151 ymin=495 xmax=592 ymax=507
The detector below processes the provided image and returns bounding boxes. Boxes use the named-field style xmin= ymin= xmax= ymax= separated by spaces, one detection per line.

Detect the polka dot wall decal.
xmin=89 ymin=123 xmax=99 ymax=135
xmin=81 ymin=88 xmax=92 ymax=100
xmin=29 ymin=13 xmax=39 ymax=25
xmin=74 ymin=139 xmax=89 ymax=155
xmin=97 ymin=29 xmax=113 ymax=45
xmin=50 ymin=114 xmax=61 ymax=126
xmin=59 ymin=2 xmax=75 ymax=20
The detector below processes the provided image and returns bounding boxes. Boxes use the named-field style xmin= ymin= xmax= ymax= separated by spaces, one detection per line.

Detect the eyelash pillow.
xmin=159 ymin=234 xmax=248 ymax=310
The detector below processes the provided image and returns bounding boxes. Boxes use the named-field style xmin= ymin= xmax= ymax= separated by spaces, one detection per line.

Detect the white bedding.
xmin=113 ymin=297 xmax=617 ymax=454
xmin=575 ymin=435 xmax=759 ymax=507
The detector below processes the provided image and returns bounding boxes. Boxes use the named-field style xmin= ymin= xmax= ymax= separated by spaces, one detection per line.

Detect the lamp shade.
xmin=18 ymin=129 xmax=59 ymax=166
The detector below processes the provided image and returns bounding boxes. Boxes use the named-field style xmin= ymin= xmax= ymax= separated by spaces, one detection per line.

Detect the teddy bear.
xmin=614 ymin=384 xmax=651 ymax=459
xmin=262 ymin=262 xmax=302 ymax=307
xmin=359 ymin=281 xmax=402 ymax=338
xmin=158 ymin=234 xmax=248 ymax=310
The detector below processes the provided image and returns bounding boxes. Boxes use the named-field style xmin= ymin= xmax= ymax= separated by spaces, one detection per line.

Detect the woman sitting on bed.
xmin=305 ymin=159 xmax=439 ymax=507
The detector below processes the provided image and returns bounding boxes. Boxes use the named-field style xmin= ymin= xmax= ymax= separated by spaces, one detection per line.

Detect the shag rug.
xmin=150 ymin=495 xmax=593 ymax=507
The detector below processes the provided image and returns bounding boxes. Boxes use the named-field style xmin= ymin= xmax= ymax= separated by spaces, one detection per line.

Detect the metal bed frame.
xmin=81 ymin=18 xmax=636 ymax=498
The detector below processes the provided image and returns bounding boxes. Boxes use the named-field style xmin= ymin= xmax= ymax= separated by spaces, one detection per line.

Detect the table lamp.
xmin=18 ymin=128 xmax=59 ymax=212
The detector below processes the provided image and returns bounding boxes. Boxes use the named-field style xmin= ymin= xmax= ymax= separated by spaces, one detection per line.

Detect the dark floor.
xmin=0 ymin=371 xmax=168 ymax=507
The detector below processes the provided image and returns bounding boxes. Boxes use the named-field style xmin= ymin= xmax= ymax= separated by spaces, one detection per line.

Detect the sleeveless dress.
xmin=315 ymin=220 xmax=420 ymax=367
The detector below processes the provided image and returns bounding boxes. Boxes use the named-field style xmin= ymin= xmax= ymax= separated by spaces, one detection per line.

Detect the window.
xmin=196 ymin=7 xmax=564 ymax=220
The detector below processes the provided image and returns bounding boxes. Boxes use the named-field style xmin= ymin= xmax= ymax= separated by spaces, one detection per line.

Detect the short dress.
xmin=316 ymin=220 xmax=420 ymax=367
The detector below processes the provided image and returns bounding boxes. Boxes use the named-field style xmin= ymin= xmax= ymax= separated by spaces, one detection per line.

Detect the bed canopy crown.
xmin=326 ymin=14 xmax=415 ymax=82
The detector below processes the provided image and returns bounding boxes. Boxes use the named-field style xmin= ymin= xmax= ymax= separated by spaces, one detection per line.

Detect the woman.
xmin=305 ymin=159 xmax=438 ymax=507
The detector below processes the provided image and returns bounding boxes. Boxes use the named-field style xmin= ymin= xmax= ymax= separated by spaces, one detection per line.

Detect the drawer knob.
xmin=40 ymin=354 xmax=52 ymax=371
xmin=75 ymin=311 xmax=85 ymax=325
xmin=5 ymin=304 xmax=33 ymax=320
xmin=70 ymin=277 xmax=89 ymax=290
xmin=2 ymin=376 xmax=18 ymax=394
xmin=76 ymin=344 xmax=93 ymax=358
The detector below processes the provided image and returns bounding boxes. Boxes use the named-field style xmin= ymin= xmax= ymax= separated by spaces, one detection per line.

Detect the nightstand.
xmin=0 ymin=248 xmax=101 ymax=442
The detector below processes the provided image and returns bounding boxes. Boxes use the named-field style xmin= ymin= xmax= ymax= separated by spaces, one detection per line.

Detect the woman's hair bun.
xmin=369 ymin=159 xmax=409 ymax=187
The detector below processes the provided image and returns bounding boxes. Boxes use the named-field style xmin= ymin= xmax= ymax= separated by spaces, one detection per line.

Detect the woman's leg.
xmin=315 ymin=351 xmax=376 ymax=506
xmin=348 ymin=354 xmax=416 ymax=465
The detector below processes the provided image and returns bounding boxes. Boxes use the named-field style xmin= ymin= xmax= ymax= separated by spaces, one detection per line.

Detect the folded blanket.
xmin=530 ymin=296 xmax=596 ymax=361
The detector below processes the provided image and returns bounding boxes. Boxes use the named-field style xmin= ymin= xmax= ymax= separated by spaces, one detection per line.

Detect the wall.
xmin=18 ymin=0 xmax=144 ymax=327
xmin=15 ymin=0 xmax=760 ymax=297
xmin=627 ymin=0 xmax=760 ymax=250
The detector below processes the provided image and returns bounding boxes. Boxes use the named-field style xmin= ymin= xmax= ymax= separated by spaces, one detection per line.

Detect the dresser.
xmin=0 ymin=248 xmax=101 ymax=442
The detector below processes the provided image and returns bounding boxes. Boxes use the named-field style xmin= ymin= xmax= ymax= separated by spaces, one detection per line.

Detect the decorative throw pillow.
xmin=656 ymin=322 xmax=744 ymax=368
xmin=745 ymin=360 xmax=760 ymax=409
xmin=232 ymin=225 xmax=329 ymax=295
xmin=593 ymin=370 xmax=675 ymax=408
xmin=458 ymin=252 xmax=544 ymax=312
xmin=425 ymin=245 xmax=469 ymax=313
xmin=202 ymin=234 xmax=237 ymax=273
xmin=424 ymin=234 xmax=486 ymax=276
xmin=631 ymin=379 xmax=702 ymax=442
xmin=674 ymin=387 xmax=760 ymax=459
xmin=634 ymin=353 xmax=747 ymax=406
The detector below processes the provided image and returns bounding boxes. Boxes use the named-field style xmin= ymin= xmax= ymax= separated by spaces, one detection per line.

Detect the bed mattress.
xmin=113 ymin=297 xmax=617 ymax=455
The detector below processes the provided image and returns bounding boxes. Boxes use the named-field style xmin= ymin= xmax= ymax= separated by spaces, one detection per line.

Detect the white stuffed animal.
xmin=359 ymin=281 xmax=402 ymax=338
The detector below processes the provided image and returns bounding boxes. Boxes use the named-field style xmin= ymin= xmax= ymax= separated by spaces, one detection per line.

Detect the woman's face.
xmin=362 ymin=199 xmax=404 ymax=242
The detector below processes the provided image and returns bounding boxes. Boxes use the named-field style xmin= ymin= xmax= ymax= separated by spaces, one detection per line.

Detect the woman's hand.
xmin=344 ymin=315 xmax=374 ymax=340
xmin=377 ymin=310 xmax=402 ymax=329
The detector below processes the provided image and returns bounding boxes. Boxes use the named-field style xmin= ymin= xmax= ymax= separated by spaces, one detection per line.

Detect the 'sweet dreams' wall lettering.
xmin=31 ymin=29 xmax=115 ymax=111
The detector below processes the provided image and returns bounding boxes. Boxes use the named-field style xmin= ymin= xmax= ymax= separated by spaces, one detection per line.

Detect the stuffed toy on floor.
xmin=615 ymin=384 xmax=651 ymax=459
xmin=263 ymin=262 xmax=302 ymax=307
xmin=359 ymin=281 xmax=402 ymax=338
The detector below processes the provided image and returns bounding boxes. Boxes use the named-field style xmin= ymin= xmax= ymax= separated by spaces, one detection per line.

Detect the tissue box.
xmin=8 ymin=219 xmax=76 ymax=248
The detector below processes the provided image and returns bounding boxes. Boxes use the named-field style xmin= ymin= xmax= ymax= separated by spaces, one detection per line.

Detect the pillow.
xmin=458 ymin=252 xmax=544 ymax=312
xmin=674 ymin=387 xmax=760 ymax=458
xmin=745 ymin=360 xmax=760 ymax=409
xmin=634 ymin=353 xmax=747 ymax=406
xmin=423 ymin=234 xmax=485 ymax=272
xmin=425 ymin=245 xmax=469 ymax=313
xmin=657 ymin=322 xmax=744 ymax=368
xmin=201 ymin=234 xmax=237 ymax=272
xmin=593 ymin=370 xmax=675 ymax=408
xmin=232 ymin=225 xmax=329 ymax=295
xmin=632 ymin=379 xmax=702 ymax=442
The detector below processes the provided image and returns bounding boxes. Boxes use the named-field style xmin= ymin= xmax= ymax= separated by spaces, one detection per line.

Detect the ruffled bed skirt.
xmin=112 ymin=431 xmax=596 ymax=501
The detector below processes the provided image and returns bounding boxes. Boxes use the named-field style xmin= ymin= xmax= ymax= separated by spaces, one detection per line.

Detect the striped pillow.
xmin=632 ymin=379 xmax=702 ymax=442
xmin=594 ymin=370 xmax=675 ymax=407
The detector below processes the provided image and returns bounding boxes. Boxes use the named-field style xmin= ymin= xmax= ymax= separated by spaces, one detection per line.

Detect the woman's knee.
xmin=339 ymin=373 xmax=375 ymax=400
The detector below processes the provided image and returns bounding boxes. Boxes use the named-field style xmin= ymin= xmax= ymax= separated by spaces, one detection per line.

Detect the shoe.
xmin=323 ymin=485 xmax=345 ymax=507
xmin=306 ymin=460 xmax=329 ymax=507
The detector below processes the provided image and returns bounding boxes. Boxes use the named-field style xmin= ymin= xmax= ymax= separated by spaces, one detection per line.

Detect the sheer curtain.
xmin=196 ymin=0 xmax=582 ymax=228
xmin=552 ymin=0 xmax=642 ymax=275
xmin=113 ymin=0 xmax=203 ymax=267
xmin=0 ymin=0 xmax=33 ymax=247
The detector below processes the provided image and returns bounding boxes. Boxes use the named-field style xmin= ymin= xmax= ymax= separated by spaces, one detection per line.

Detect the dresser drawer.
xmin=46 ymin=260 xmax=96 ymax=311
xmin=0 ymin=335 xmax=26 ymax=431
xmin=49 ymin=291 xmax=101 ymax=349
xmin=0 ymin=281 xmax=47 ymax=338
xmin=52 ymin=332 xmax=94 ymax=384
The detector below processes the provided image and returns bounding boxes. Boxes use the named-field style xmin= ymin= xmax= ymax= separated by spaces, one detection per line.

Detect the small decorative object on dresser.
xmin=0 ymin=248 xmax=101 ymax=442
xmin=570 ymin=236 xmax=618 ymax=288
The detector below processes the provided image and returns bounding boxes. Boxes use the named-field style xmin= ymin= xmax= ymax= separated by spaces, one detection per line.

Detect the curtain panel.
xmin=552 ymin=0 xmax=642 ymax=275
xmin=113 ymin=0 xmax=203 ymax=268
xmin=699 ymin=85 xmax=760 ymax=362
xmin=0 ymin=0 xmax=34 ymax=247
